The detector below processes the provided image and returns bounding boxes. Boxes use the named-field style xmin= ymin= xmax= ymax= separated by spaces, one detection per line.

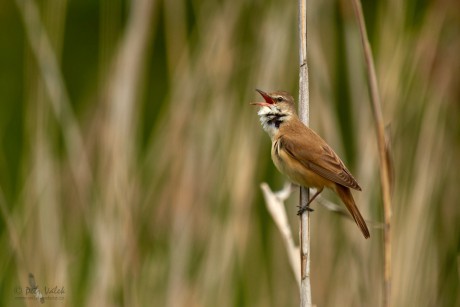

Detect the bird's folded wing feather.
xmin=279 ymin=131 xmax=362 ymax=191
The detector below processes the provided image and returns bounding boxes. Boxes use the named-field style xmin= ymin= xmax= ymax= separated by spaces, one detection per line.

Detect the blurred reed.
xmin=0 ymin=0 xmax=459 ymax=306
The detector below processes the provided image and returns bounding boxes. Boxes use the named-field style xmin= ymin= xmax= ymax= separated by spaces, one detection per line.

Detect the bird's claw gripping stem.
xmin=297 ymin=204 xmax=314 ymax=215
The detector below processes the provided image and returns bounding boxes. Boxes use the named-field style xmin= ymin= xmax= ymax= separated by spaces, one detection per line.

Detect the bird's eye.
xmin=276 ymin=96 xmax=283 ymax=102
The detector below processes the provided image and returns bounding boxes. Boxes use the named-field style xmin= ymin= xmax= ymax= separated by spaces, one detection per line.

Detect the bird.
xmin=252 ymin=89 xmax=370 ymax=238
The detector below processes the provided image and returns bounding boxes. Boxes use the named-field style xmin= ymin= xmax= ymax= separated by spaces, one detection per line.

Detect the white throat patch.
xmin=257 ymin=106 xmax=290 ymax=140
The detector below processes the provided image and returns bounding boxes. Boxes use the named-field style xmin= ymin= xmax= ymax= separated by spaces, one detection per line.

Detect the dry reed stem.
xmin=260 ymin=183 xmax=301 ymax=288
xmin=298 ymin=0 xmax=312 ymax=306
xmin=350 ymin=1 xmax=393 ymax=306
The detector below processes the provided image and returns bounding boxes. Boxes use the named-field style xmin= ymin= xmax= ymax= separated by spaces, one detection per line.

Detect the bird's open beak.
xmin=250 ymin=89 xmax=274 ymax=106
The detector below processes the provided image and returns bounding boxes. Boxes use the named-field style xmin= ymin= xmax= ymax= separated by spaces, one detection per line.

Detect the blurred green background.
xmin=1 ymin=0 xmax=459 ymax=306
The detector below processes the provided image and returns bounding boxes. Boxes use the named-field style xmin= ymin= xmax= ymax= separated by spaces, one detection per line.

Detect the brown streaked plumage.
xmin=252 ymin=89 xmax=370 ymax=238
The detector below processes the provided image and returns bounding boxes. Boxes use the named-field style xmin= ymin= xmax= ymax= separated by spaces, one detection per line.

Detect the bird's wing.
xmin=279 ymin=129 xmax=362 ymax=191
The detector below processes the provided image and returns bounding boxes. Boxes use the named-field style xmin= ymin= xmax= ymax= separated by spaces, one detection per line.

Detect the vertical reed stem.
xmin=298 ymin=0 xmax=312 ymax=306
xmin=350 ymin=1 xmax=392 ymax=306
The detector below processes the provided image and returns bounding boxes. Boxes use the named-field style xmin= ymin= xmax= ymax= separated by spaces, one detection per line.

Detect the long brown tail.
xmin=335 ymin=184 xmax=370 ymax=239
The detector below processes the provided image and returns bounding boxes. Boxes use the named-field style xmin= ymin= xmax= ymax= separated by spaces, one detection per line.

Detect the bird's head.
xmin=252 ymin=89 xmax=296 ymax=112
xmin=251 ymin=89 xmax=297 ymax=139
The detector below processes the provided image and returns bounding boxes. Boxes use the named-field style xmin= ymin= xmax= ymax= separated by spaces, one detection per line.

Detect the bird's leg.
xmin=297 ymin=188 xmax=323 ymax=215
